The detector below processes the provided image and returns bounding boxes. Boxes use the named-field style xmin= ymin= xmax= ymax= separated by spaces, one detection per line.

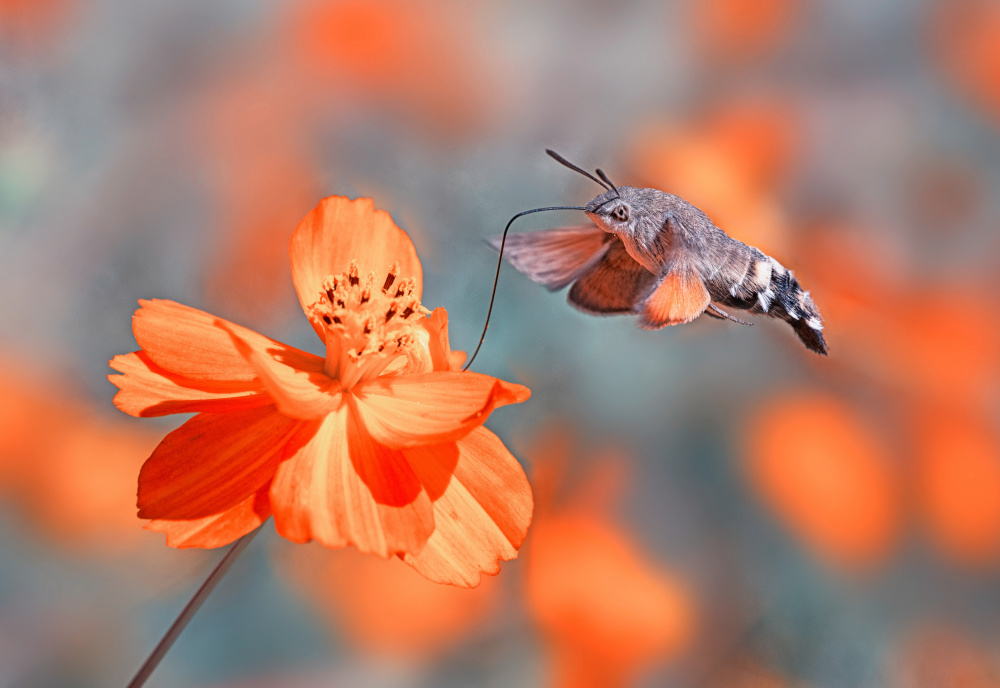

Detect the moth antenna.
xmin=595 ymin=168 xmax=620 ymax=198
xmin=463 ymin=205 xmax=587 ymax=371
xmin=546 ymin=149 xmax=611 ymax=192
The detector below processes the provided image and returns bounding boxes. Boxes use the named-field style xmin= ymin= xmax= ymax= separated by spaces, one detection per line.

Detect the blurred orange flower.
xmin=928 ymin=0 xmax=1000 ymax=128
xmin=747 ymin=220 xmax=1000 ymax=571
xmin=629 ymin=100 xmax=799 ymax=258
xmin=0 ymin=0 xmax=73 ymax=47
xmin=745 ymin=391 xmax=901 ymax=570
xmin=912 ymin=405 xmax=1000 ymax=566
xmin=281 ymin=542 xmax=501 ymax=659
xmin=795 ymin=222 xmax=1000 ymax=407
xmin=886 ymin=289 xmax=1000 ymax=407
xmin=691 ymin=0 xmax=799 ymax=63
xmin=0 ymin=359 xmax=158 ymax=550
xmin=287 ymin=0 xmax=496 ymax=135
xmin=527 ymin=515 xmax=694 ymax=688
xmin=523 ymin=429 xmax=694 ymax=688
xmin=109 ymin=196 xmax=533 ymax=586
xmin=192 ymin=70 xmax=321 ymax=328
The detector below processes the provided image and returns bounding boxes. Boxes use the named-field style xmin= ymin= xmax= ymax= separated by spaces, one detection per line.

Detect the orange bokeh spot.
xmin=691 ymin=0 xmax=799 ymax=62
xmin=745 ymin=392 xmax=900 ymax=569
xmin=190 ymin=72 xmax=319 ymax=328
xmin=287 ymin=0 xmax=494 ymax=134
xmin=793 ymin=222 xmax=905 ymax=317
xmin=0 ymin=358 xmax=157 ymax=550
xmin=295 ymin=0 xmax=409 ymax=83
xmin=888 ymin=290 xmax=1000 ymax=406
xmin=928 ymin=0 xmax=1000 ymax=128
xmin=519 ymin=426 xmax=694 ymax=687
xmin=526 ymin=514 xmax=693 ymax=687
xmin=794 ymin=222 xmax=1000 ymax=405
xmin=0 ymin=0 xmax=73 ymax=45
xmin=629 ymin=101 xmax=799 ymax=257
xmin=791 ymin=221 xmax=907 ymax=376
xmin=912 ymin=406 xmax=1000 ymax=567
xmin=281 ymin=543 xmax=501 ymax=659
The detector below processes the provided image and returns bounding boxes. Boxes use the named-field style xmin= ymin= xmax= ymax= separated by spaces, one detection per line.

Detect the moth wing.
xmin=638 ymin=264 xmax=711 ymax=330
xmin=488 ymin=225 xmax=612 ymax=291
xmin=567 ymin=238 xmax=658 ymax=314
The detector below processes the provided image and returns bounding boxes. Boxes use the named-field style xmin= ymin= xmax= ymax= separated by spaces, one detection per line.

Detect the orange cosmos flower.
xmin=745 ymin=391 xmax=901 ymax=570
xmin=281 ymin=542 xmax=501 ymax=659
xmin=523 ymin=428 xmax=694 ymax=688
xmin=0 ymin=355 xmax=160 ymax=551
xmin=912 ymin=405 xmax=1000 ymax=567
xmin=108 ymin=195 xmax=533 ymax=587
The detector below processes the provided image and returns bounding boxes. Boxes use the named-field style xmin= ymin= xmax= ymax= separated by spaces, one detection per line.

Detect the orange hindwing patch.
xmin=639 ymin=268 xmax=710 ymax=330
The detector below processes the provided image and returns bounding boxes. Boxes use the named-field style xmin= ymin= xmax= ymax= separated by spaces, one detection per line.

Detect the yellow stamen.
xmin=307 ymin=260 xmax=425 ymax=389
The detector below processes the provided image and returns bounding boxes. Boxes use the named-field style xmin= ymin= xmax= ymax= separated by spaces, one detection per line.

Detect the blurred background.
xmin=2 ymin=0 xmax=1000 ymax=686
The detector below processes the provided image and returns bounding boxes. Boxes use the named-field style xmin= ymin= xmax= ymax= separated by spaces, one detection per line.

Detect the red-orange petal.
xmin=402 ymin=427 xmax=533 ymax=587
xmin=415 ymin=307 xmax=456 ymax=372
xmin=289 ymin=197 xmax=423 ymax=339
xmin=137 ymin=405 xmax=301 ymax=520
xmin=132 ymin=299 xmax=324 ymax=382
xmin=109 ymin=351 xmax=271 ymax=417
xmin=270 ymin=406 xmax=435 ymax=557
xmin=351 ymin=371 xmax=530 ymax=449
xmin=219 ymin=320 xmax=343 ymax=419
xmin=145 ymin=482 xmax=272 ymax=549
xmin=448 ymin=350 xmax=467 ymax=370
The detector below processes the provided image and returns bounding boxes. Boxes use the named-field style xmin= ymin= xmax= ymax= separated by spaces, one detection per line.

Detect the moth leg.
xmin=708 ymin=303 xmax=753 ymax=325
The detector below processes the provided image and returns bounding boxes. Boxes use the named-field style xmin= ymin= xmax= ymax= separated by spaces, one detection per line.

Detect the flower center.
xmin=307 ymin=260 xmax=425 ymax=390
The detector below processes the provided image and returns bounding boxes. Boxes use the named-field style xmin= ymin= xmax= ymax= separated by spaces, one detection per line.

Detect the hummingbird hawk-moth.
xmin=479 ymin=150 xmax=827 ymax=358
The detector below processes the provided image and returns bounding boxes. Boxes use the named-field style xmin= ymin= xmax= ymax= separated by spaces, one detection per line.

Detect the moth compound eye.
xmin=611 ymin=205 xmax=629 ymax=222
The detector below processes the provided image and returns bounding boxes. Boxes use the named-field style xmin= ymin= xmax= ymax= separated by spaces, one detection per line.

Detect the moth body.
xmin=493 ymin=181 xmax=827 ymax=355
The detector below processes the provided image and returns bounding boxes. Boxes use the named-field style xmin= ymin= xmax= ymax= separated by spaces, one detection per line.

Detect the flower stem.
xmin=127 ymin=529 xmax=260 ymax=688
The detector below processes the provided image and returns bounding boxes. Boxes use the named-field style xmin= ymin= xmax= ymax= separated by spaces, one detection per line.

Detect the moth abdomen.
xmin=706 ymin=248 xmax=828 ymax=355
xmin=789 ymin=312 xmax=828 ymax=355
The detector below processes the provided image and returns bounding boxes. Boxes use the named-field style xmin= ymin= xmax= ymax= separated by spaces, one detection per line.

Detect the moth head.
xmin=584 ymin=187 xmax=640 ymax=235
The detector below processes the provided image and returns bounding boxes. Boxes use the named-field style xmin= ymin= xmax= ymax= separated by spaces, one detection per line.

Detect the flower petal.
xmin=448 ymin=350 xmax=468 ymax=370
xmin=351 ymin=371 xmax=530 ymax=449
xmin=403 ymin=427 xmax=533 ymax=587
xmin=109 ymin=351 xmax=271 ymax=417
xmin=145 ymin=483 xmax=271 ymax=549
xmin=290 ymin=196 xmax=423 ymax=338
xmin=414 ymin=307 xmax=462 ymax=372
xmin=270 ymin=406 xmax=435 ymax=557
xmin=219 ymin=320 xmax=343 ymax=419
xmin=133 ymin=299 xmax=324 ymax=382
xmin=137 ymin=405 xmax=302 ymax=520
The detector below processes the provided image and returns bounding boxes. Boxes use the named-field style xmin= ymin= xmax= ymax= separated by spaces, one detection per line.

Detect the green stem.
xmin=127 ymin=528 xmax=260 ymax=688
